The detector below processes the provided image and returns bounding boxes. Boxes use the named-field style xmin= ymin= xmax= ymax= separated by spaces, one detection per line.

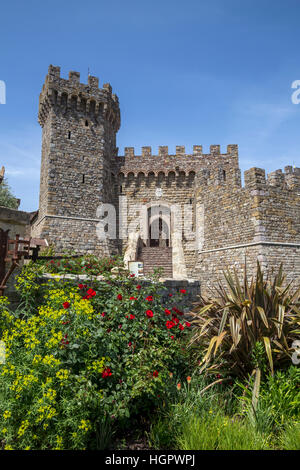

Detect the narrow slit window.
xmin=85 ymin=120 xmax=89 ymax=127
xmin=68 ymin=131 xmax=71 ymax=139
xmin=119 ymin=185 xmax=123 ymax=194
xmin=82 ymin=174 xmax=85 ymax=183
xmin=223 ymin=170 xmax=226 ymax=181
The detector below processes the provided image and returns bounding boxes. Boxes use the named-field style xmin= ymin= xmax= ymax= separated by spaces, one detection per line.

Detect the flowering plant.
xmin=0 ymin=265 xmax=191 ymax=449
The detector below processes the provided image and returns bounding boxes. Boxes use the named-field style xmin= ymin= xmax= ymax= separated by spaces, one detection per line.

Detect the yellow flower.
xmin=3 ymin=410 xmax=11 ymax=419
xmin=78 ymin=419 xmax=91 ymax=432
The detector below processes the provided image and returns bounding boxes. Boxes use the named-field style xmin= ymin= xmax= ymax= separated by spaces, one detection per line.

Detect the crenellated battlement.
xmin=38 ymin=65 xmax=120 ymax=130
xmin=120 ymin=144 xmax=238 ymax=158
xmin=244 ymin=166 xmax=300 ymax=191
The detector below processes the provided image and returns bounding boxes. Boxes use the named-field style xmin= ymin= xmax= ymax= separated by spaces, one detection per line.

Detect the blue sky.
xmin=0 ymin=0 xmax=300 ymax=211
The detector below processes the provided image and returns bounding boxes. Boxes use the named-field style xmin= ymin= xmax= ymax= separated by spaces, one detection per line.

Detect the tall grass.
xmin=178 ymin=413 xmax=267 ymax=450
xmin=280 ymin=422 xmax=300 ymax=450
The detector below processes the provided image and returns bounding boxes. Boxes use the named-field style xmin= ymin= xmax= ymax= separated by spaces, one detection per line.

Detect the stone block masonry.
xmin=31 ymin=65 xmax=300 ymax=294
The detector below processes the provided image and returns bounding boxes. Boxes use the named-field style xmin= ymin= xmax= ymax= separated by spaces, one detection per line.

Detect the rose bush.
xmin=0 ymin=266 xmax=191 ymax=449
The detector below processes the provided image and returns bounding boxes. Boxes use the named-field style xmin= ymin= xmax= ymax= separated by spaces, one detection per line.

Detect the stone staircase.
xmin=138 ymin=247 xmax=173 ymax=278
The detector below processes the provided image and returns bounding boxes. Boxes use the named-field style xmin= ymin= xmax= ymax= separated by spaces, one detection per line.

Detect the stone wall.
xmin=113 ymin=145 xmax=239 ymax=277
xmin=193 ymin=166 xmax=300 ymax=295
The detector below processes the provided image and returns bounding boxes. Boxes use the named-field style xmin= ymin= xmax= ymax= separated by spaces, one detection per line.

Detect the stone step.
xmin=138 ymin=247 xmax=173 ymax=277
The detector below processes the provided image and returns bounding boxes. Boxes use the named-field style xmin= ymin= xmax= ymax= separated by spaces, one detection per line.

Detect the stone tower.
xmin=31 ymin=65 xmax=120 ymax=254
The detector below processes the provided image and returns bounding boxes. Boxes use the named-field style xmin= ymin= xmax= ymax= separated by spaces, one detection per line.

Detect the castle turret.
xmin=32 ymin=65 xmax=120 ymax=254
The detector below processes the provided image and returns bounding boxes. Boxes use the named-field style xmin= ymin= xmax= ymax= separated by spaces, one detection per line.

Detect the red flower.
xmin=102 ymin=368 xmax=112 ymax=378
xmin=101 ymin=312 xmax=106 ymax=317
xmin=128 ymin=342 xmax=132 ymax=347
xmin=63 ymin=302 xmax=70 ymax=309
xmin=168 ymin=293 xmax=173 ymax=297
xmin=130 ymin=274 xmax=135 ymax=277
xmin=117 ymin=294 xmax=123 ymax=300
xmin=78 ymin=284 xmax=84 ymax=289
xmin=145 ymin=296 xmax=153 ymax=301
xmin=87 ymin=288 xmax=96 ymax=297
xmin=185 ymin=322 xmax=191 ymax=327
xmin=146 ymin=310 xmax=154 ymax=318
xmin=136 ymin=285 xmax=142 ymax=290
xmin=179 ymin=324 xmax=184 ymax=331
xmin=129 ymin=296 xmax=137 ymax=300
xmin=166 ymin=321 xmax=175 ymax=329
xmin=153 ymin=370 xmax=159 ymax=377
xmin=129 ymin=314 xmax=135 ymax=320
xmin=180 ymin=289 xmax=186 ymax=294
xmin=173 ymin=317 xmax=179 ymax=325
xmin=171 ymin=335 xmax=175 ymax=339
xmin=164 ymin=309 xmax=171 ymax=315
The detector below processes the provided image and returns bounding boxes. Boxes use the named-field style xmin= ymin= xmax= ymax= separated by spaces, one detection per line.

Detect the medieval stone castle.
xmin=30 ymin=65 xmax=300 ymax=294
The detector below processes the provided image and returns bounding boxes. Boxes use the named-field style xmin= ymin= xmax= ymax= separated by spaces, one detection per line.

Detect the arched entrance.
xmin=147 ymin=205 xmax=171 ymax=248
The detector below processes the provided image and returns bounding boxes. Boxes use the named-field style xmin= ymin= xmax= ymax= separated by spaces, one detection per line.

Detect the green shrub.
xmin=37 ymin=254 xmax=121 ymax=276
xmin=0 ymin=268 xmax=191 ymax=449
xmin=189 ymin=262 xmax=300 ymax=378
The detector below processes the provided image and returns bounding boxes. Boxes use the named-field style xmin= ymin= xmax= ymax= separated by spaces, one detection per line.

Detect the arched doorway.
xmin=147 ymin=205 xmax=171 ymax=247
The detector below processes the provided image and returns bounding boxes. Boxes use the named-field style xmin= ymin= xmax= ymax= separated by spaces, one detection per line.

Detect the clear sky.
xmin=0 ymin=0 xmax=300 ymax=211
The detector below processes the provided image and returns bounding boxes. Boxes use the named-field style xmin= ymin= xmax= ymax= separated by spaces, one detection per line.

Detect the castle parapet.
xmin=118 ymin=144 xmax=238 ymax=159
xmin=38 ymin=65 xmax=120 ymax=131
xmin=245 ymin=166 xmax=300 ymax=192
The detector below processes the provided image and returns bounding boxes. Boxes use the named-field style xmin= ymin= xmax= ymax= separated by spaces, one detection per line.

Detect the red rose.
xmin=179 ymin=324 xmax=184 ymax=331
xmin=117 ymin=294 xmax=123 ymax=300
xmin=146 ymin=310 xmax=154 ymax=318
xmin=63 ymin=302 xmax=70 ymax=309
xmin=166 ymin=321 xmax=175 ymax=329
xmin=171 ymin=335 xmax=175 ymax=339
xmin=78 ymin=284 xmax=84 ymax=289
xmin=185 ymin=322 xmax=191 ymax=327
xmin=101 ymin=312 xmax=106 ymax=317
xmin=128 ymin=342 xmax=132 ymax=347
xmin=136 ymin=285 xmax=142 ymax=290
xmin=129 ymin=296 xmax=137 ymax=300
xmin=180 ymin=289 xmax=186 ymax=294
xmin=102 ymin=368 xmax=112 ymax=378
xmin=146 ymin=296 xmax=153 ymax=301
xmin=130 ymin=314 xmax=135 ymax=320
xmin=87 ymin=288 xmax=96 ymax=297
xmin=153 ymin=370 xmax=159 ymax=377
xmin=168 ymin=293 xmax=173 ymax=297
xmin=165 ymin=309 xmax=171 ymax=315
